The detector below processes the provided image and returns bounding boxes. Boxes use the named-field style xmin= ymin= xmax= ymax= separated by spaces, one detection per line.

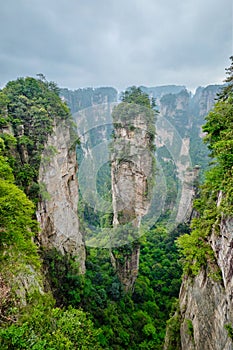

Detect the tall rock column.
xmin=110 ymin=94 xmax=156 ymax=291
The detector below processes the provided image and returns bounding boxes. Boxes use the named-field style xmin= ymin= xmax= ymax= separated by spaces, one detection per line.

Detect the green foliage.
xmin=203 ymin=95 xmax=233 ymax=169
xmin=177 ymin=219 xmax=215 ymax=277
xmin=0 ymin=77 xmax=73 ymax=200
xmin=176 ymin=166 xmax=221 ymax=276
xmin=217 ymin=56 xmax=233 ymax=100
xmin=0 ymin=300 xmax=102 ymax=350
xmin=42 ymin=248 xmax=85 ymax=306
xmin=224 ymin=323 xmax=233 ymax=340
xmin=71 ymin=81 xmax=183 ymax=347
xmin=0 ymin=179 xmax=35 ymax=246
xmin=0 ymin=133 xmax=17 ymax=149
xmin=38 ymin=182 xmax=51 ymax=201
xmin=164 ymin=301 xmax=181 ymax=350
xmin=0 ymin=146 xmax=38 ymax=262
xmin=117 ymin=86 xmax=157 ymax=136
xmin=121 ymin=86 xmax=154 ymax=109
xmin=0 ymin=143 xmax=14 ymax=182
xmin=201 ymin=97 xmax=233 ymax=212
xmin=185 ymin=319 xmax=194 ymax=339
xmin=0 ymin=142 xmax=43 ymax=325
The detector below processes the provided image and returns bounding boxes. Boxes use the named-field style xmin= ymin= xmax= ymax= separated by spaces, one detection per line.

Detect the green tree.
xmin=0 ymin=143 xmax=39 ymax=267
xmin=0 ymin=305 xmax=102 ymax=350
xmin=121 ymin=86 xmax=153 ymax=108
xmin=218 ymin=56 xmax=233 ymax=100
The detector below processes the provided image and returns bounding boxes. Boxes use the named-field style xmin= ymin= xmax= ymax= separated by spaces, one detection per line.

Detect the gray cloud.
xmin=0 ymin=0 xmax=232 ymax=90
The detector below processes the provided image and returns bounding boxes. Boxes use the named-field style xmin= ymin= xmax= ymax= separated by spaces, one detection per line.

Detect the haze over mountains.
xmin=60 ymin=83 xmax=222 ymax=111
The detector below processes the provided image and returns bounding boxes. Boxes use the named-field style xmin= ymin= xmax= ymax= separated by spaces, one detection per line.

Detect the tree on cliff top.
xmin=218 ymin=55 xmax=233 ymax=100
xmin=121 ymin=86 xmax=156 ymax=109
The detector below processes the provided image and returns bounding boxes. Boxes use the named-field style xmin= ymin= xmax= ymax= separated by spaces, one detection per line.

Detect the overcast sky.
xmin=0 ymin=0 xmax=232 ymax=91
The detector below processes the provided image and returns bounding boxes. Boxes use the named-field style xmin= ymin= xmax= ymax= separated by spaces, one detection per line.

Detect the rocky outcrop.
xmin=36 ymin=120 xmax=86 ymax=273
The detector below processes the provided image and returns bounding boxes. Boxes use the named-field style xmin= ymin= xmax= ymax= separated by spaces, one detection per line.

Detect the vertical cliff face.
xmin=60 ymin=87 xmax=118 ymax=114
xmin=36 ymin=120 xmax=86 ymax=273
xmin=110 ymin=100 xmax=155 ymax=291
xmin=157 ymin=86 xmax=221 ymax=224
xmin=191 ymin=85 xmax=222 ymax=118
xmin=0 ymin=78 xmax=92 ymax=346
xmin=164 ymin=212 xmax=233 ymax=350
xmin=177 ymin=216 xmax=233 ymax=350
xmin=159 ymin=89 xmax=191 ymax=123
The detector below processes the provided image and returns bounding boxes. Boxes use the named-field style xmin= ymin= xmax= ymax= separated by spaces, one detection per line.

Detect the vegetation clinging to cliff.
xmin=0 ymin=77 xmax=73 ymax=201
xmin=177 ymin=57 xmax=233 ymax=276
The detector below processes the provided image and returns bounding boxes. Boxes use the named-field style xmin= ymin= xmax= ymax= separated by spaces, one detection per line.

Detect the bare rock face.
xmin=179 ymin=269 xmax=232 ymax=350
xmin=36 ymin=120 xmax=86 ymax=273
xmin=175 ymin=166 xmax=199 ymax=223
xmin=210 ymin=215 xmax=233 ymax=299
